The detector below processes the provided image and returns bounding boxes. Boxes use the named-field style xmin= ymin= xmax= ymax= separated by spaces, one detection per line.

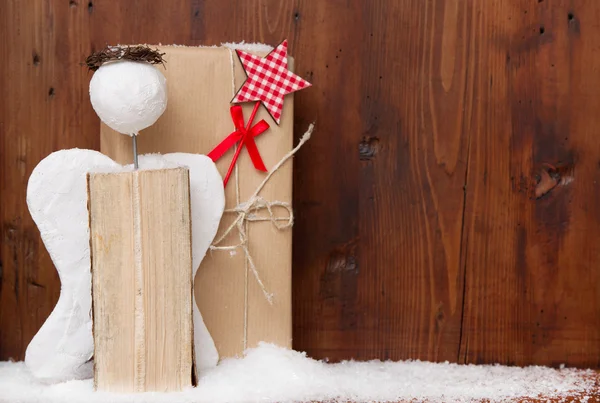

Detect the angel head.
xmin=86 ymin=45 xmax=167 ymax=137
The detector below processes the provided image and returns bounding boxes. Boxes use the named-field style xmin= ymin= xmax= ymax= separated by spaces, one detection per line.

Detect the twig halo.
xmin=85 ymin=45 xmax=166 ymax=71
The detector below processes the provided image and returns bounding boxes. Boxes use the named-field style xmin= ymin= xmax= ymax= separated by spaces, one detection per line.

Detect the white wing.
xmin=25 ymin=149 xmax=119 ymax=383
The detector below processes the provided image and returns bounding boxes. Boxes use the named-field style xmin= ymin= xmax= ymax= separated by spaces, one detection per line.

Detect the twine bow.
xmin=210 ymin=124 xmax=314 ymax=304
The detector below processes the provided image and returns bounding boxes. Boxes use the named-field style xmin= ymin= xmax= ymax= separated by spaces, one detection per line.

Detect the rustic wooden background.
xmin=2 ymin=0 xmax=600 ymax=369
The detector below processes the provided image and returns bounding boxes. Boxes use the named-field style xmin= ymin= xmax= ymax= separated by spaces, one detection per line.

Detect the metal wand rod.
xmin=132 ymin=134 xmax=139 ymax=170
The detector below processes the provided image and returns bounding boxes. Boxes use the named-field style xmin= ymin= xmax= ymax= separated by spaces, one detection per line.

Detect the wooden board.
xmin=88 ymin=168 xmax=193 ymax=392
xmin=290 ymin=0 xmax=469 ymax=363
xmin=458 ymin=0 xmax=600 ymax=368
xmin=2 ymin=0 xmax=600 ymax=371
xmin=0 ymin=0 xmax=98 ymax=360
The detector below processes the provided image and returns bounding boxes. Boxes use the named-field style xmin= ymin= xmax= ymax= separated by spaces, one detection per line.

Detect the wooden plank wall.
xmin=1 ymin=0 xmax=600 ymax=369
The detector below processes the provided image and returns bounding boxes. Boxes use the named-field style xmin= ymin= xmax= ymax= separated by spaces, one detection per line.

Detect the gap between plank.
xmin=456 ymin=112 xmax=473 ymax=364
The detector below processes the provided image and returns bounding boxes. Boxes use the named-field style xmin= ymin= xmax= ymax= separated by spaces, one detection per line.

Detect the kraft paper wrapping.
xmin=100 ymin=45 xmax=293 ymax=359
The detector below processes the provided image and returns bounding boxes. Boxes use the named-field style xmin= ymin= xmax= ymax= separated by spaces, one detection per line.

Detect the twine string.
xmin=209 ymin=125 xmax=314 ymax=304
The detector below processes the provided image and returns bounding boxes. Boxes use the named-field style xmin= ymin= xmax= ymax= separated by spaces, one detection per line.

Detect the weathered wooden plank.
xmin=0 ymin=0 xmax=97 ymax=360
xmin=289 ymin=0 xmax=472 ymax=362
xmin=89 ymin=168 xmax=193 ymax=392
xmin=459 ymin=0 xmax=600 ymax=367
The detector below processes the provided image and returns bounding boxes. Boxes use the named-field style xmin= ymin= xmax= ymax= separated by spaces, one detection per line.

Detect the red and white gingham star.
xmin=232 ymin=40 xmax=312 ymax=124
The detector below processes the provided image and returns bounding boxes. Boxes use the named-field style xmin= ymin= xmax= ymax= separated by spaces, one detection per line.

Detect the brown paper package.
xmin=100 ymin=45 xmax=293 ymax=360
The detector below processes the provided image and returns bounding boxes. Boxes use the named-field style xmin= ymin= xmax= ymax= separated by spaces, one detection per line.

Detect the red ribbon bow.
xmin=208 ymin=102 xmax=270 ymax=186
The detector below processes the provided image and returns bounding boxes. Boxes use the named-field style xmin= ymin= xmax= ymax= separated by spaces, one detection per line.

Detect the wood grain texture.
xmin=2 ymin=0 xmax=600 ymax=373
xmin=291 ymin=0 xmax=470 ymax=363
xmin=458 ymin=0 xmax=600 ymax=368
xmin=89 ymin=168 xmax=193 ymax=392
xmin=0 ymin=0 xmax=98 ymax=360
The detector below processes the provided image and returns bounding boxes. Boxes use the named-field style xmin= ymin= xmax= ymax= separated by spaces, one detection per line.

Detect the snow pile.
xmin=0 ymin=343 xmax=596 ymax=403
xmin=160 ymin=42 xmax=274 ymax=53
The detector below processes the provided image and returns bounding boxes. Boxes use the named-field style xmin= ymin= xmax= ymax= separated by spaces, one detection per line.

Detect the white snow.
xmin=221 ymin=41 xmax=274 ymax=53
xmin=137 ymin=42 xmax=274 ymax=53
xmin=1 ymin=343 xmax=596 ymax=403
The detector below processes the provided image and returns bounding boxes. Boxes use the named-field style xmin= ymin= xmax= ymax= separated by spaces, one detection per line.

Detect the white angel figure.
xmin=25 ymin=46 xmax=224 ymax=383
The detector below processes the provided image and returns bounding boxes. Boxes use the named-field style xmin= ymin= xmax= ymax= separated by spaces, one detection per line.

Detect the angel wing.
xmin=25 ymin=149 xmax=224 ymax=383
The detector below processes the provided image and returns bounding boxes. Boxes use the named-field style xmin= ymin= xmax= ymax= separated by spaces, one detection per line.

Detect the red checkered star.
xmin=232 ymin=40 xmax=312 ymax=124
